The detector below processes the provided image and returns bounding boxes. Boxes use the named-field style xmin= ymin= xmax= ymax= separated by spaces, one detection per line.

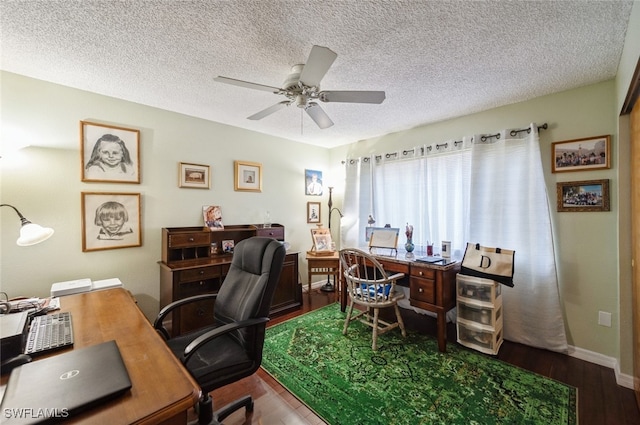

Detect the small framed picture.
xmin=81 ymin=121 xmax=140 ymax=183
xmin=551 ymin=135 xmax=611 ymax=173
xmin=305 ymin=169 xmax=323 ymax=195
xmin=234 ymin=161 xmax=262 ymax=192
xmin=222 ymin=240 xmax=235 ymax=253
xmin=179 ymin=162 xmax=210 ymax=189
xmin=307 ymin=202 xmax=321 ymax=224
xmin=556 ymin=179 xmax=610 ymax=212
xmin=310 ymin=228 xmax=333 ymax=252
xmin=81 ymin=192 xmax=142 ymax=252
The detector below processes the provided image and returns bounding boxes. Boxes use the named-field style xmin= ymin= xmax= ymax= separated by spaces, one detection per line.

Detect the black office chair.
xmin=153 ymin=237 xmax=286 ymax=425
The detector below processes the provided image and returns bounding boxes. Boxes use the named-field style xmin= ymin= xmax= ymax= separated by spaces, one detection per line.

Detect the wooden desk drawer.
xmin=179 ymin=279 xmax=220 ymax=298
xmin=410 ymin=266 xmax=435 ymax=279
xmin=177 ymin=266 xmax=221 ymax=283
xmin=168 ymin=232 xmax=210 ymax=248
xmin=410 ymin=277 xmax=435 ymax=304
xmin=256 ymin=226 xmax=284 ymax=240
xmin=378 ymin=260 xmax=408 ymax=274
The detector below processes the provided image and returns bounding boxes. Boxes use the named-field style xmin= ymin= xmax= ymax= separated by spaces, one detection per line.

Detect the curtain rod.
xmin=342 ymin=123 xmax=548 ymax=164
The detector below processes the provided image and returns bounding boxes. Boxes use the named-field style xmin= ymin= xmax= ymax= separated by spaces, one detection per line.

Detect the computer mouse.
xmin=1 ymin=354 xmax=32 ymax=375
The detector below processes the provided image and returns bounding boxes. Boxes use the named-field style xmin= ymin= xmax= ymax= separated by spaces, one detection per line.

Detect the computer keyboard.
xmin=24 ymin=312 xmax=74 ymax=356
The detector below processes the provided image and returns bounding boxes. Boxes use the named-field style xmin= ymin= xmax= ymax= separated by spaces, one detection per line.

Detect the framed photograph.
xmin=307 ymin=202 xmax=321 ymax=224
xmin=234 ymin=160 xmax=262 ymax=192
xmin=81 ymin=121 xmax=140 ymax=183
xmin=305 ymin=169 xmax=323 ymax=195
xmin=369 ymin=227 xmax=400 ymax=250
xmin=556 ymin=179 xmax=610 ymax=212
xmin=551 ymin=135 xmax=611 ymax=173
xmin=179 ymin=162 xmax=210 ymax=189
xmin=310 ymin=228 xmax=333 ymax=252
xmin=222 ymin=239 xmax=235 ymax=253
xmin=81 ymin=192 xmax=142 ymax=252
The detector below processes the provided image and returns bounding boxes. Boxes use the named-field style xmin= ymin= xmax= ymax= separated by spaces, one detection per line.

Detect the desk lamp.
xmin=0 ymin=204 xmax=54 ymax=246
xmin=322 ymin=187 xmax=344 ymax=292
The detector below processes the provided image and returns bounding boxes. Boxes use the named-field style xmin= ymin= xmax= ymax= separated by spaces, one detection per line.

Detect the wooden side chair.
xmin=339 ymin=248 xmax=407 ymax=350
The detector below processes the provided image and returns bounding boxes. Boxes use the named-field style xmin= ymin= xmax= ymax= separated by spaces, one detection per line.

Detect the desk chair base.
xmin=192 ymin=393 xmax=254 ymax=425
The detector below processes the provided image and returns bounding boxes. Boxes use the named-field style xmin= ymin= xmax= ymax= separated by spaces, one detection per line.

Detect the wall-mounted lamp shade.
xmin=1 ymin=204 xmax=54 ymax=246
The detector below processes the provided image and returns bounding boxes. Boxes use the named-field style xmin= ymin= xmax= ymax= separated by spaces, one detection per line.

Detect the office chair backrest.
xmin=214 ymin=237 xmax=285 ymax=336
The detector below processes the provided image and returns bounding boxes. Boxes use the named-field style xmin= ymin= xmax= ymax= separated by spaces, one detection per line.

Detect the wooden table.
xmin=1 ymin=288 xmax=200 ymax=424
xmin=306 ymin=252 xmax=340 ymax=292
xmin=340 ymin=252 xmax=460 ymax=352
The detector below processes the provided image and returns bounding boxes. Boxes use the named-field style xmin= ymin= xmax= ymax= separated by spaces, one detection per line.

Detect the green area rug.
xmin=262 ymin=303 xmax=577 ymax=425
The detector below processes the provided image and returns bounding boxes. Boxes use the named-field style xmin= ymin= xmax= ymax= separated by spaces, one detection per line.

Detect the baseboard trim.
xmin=567 ymin=345 xmax=634 ymax=389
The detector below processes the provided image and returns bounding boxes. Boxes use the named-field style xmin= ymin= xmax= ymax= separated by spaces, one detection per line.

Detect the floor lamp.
xmin=0 ymin=204 xmax=54 ymax=246
xmin=321 ymin=187 xmax=343 ymax=292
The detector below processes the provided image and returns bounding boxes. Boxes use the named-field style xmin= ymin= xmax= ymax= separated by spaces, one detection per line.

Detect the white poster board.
xmin=368 ymin=227 xmax=399 ymax=255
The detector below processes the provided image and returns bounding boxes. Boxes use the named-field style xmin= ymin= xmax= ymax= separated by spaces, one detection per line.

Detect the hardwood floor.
xmin=203 ymin=288 xmax=640 ymax=425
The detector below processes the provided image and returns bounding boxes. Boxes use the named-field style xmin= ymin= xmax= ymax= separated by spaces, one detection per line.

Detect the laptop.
xmin=0 ymin=340 xmax=132 ymax=424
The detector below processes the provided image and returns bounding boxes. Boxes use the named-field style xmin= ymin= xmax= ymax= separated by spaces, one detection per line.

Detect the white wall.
xmin=1 ymin=72 xmax=330 ymax=320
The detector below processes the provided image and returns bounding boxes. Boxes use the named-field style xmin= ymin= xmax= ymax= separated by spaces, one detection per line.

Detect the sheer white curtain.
xmin=342 ymin=123 xmax=568 ymax=353
xmin=469 ymin=125 xmax=567 ymax=352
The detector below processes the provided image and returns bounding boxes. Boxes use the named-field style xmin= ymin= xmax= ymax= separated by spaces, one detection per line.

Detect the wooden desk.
xmin=340 ymin=254 xmax=460 ymax=352
xmin=1 ymin=288 xmax=200 ymax=424
xmin=306 ymin=252 xmax=340 ymax=292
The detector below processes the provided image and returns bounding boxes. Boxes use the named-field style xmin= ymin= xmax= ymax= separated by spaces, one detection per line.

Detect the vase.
xmin=405 ymin=238 xmax=415 ymax=253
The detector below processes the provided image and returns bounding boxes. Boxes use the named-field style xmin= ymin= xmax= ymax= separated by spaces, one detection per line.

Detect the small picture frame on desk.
xmin=310 ymin=228 xmax=333 ymax=253
xmin=222 ymin=239 xmax=235 ymax=253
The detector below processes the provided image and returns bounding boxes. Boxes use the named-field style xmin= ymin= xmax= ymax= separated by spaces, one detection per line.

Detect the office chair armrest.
xmin=153 ymin=293 xmax=219 ymax=339
xmin=183 ymin=317 xmax=269 ymax=365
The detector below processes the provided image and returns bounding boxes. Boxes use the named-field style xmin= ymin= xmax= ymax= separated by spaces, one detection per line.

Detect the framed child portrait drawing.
xmin=81 ymin=192 xmax=142 ymax=252
xmin=81 ymin=121 xmax=140 ymax=183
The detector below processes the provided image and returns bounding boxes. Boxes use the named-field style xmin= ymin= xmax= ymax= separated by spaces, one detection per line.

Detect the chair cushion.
xmin=166 ymin=327 xmax=255 ymax=390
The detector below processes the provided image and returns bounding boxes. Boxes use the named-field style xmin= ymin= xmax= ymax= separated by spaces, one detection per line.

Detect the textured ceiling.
xmin=0 ymin=1 xmax=634 ymax=149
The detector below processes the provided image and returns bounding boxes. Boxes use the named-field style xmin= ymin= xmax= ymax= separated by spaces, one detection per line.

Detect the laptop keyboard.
xmin=25 ymin=312 xmax=74 ymax=356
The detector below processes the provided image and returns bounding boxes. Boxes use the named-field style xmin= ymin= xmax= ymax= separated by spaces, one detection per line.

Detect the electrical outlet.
xmin=598 ymin=311 xmax=612 ymax=327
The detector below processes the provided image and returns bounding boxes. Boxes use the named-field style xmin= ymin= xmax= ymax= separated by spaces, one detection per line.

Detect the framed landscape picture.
xmin=81 ymin=121 xmax=140 ymax=183
xmin=179 ymin=162 xmax=210 ymax=189
xmin=81 ymin=192 xmax=142 ymax=252
xmin=551 ymin=135 xmax=610 ymax=173
xmin=556 ymin=179 xmax=610 ymax=212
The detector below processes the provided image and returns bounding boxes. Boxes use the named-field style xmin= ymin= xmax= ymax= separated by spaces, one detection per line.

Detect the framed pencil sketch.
xmin=81 ymin=121 xmax=140 ymax=183
xmin=81 ymin=192 xmax=142 ymax=252
xmin=556 ymin=179 xmax=610 ymax=212
xmin=305 ymin=169 xmax=323 ymax=195
xmin=234 ymin=160 xmax=262 ymax=192
xmin=551 ymin=135 xmax=611 ymax=173
xmin=307 ymin=202 xmax=321 ymax=224
xmin=179 ymin=162 xmax=210 ymax=189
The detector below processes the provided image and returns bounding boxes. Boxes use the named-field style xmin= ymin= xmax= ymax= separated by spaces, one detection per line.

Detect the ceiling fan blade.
xmin=319 ymin=90 xmax=386 ymax=104
xmin=247 ymin=101 xmax=291 ymax=120
xmin=305 ymin=103 xmax=334 ymax=129
xmin=299 ymin=45 xmax=337 ymax=88
xmin=214 ymin=76 xmax=280 ymax=93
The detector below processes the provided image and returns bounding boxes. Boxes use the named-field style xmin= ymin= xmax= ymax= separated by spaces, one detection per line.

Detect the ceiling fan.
xmin=214 ymin=45 xmax=385 ymax=129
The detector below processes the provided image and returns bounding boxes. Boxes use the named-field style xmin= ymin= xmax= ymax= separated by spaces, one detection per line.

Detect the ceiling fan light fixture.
xmin=295 ymin=94 xmax=307 ymax=108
